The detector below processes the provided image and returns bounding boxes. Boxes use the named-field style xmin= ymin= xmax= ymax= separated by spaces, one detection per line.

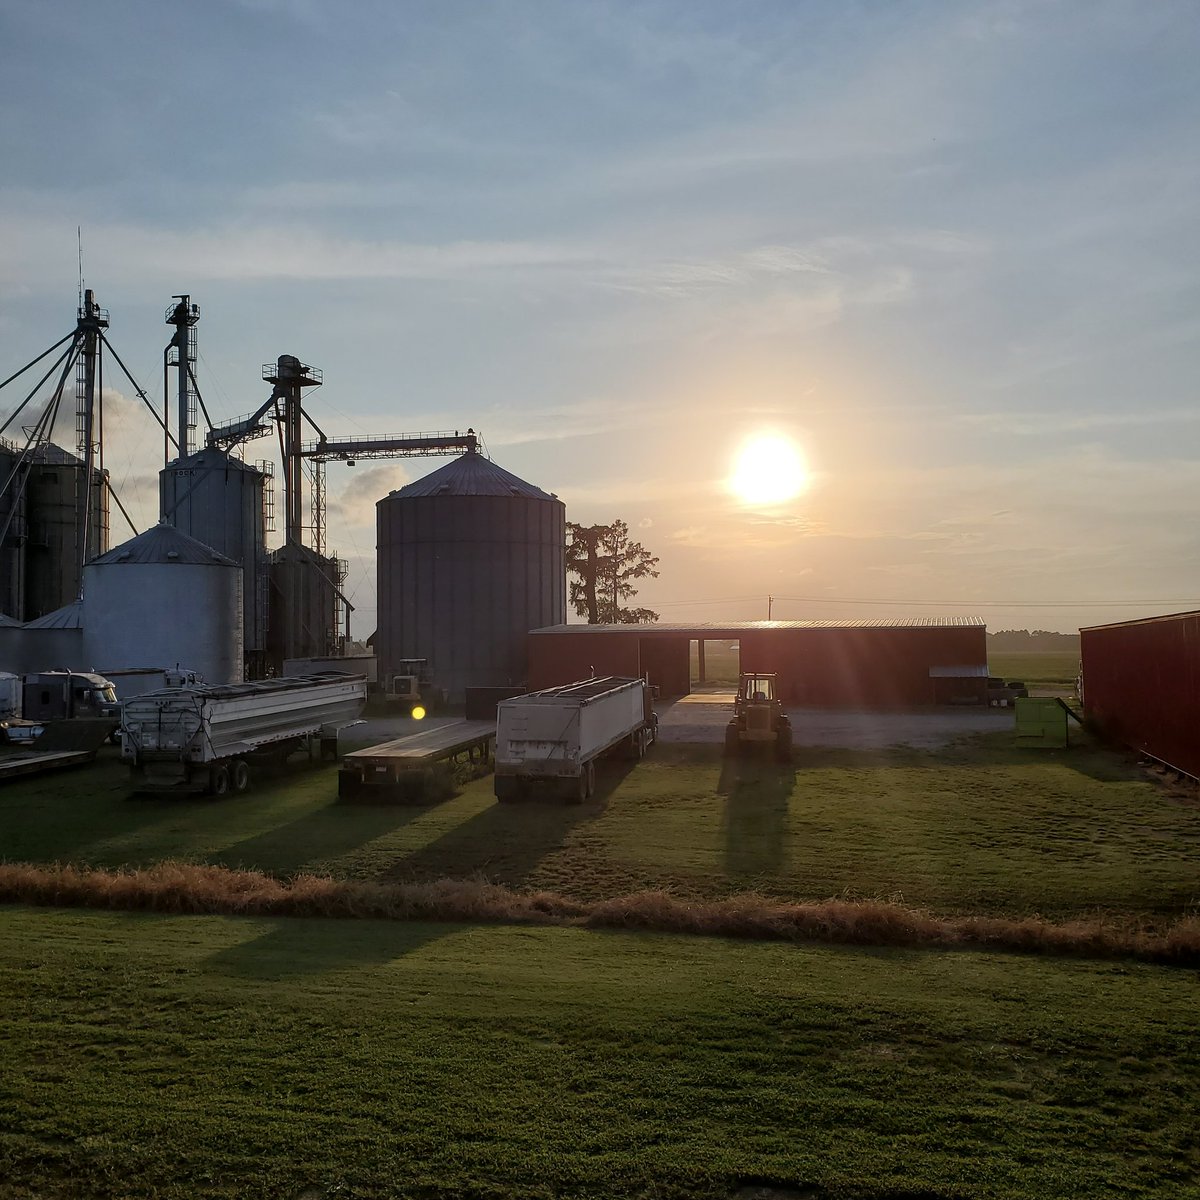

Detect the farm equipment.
xmin=121 ymin=673 xmax=366 ymax=795
xmin=385 ymin=659 xmax=436 ymax=715
xmin=725 ymin=673 xmax=792 ymax=761
xmin=494 ymin=676 xmax=657 ymax=803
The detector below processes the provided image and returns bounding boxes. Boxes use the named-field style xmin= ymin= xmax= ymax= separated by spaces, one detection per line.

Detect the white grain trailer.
xmin=121 ymin=673 xmax=366 ymax=795
xmin=494 ymin=676 xmax=656 ymax=803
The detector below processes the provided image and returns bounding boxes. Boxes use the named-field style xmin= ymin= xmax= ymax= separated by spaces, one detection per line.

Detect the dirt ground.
xmin=658 ymin=689 xmax=1012 ymax=750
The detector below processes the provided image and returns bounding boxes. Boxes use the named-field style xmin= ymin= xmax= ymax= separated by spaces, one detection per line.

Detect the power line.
xmin=644 ymin=594 xmax=1200 ymax=610
xmin=774 ymin=596 xmax=1200 ymax=608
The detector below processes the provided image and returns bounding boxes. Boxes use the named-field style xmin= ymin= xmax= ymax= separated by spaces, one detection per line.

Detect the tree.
xmin=566 ymin=520 xmax=660 ymax=624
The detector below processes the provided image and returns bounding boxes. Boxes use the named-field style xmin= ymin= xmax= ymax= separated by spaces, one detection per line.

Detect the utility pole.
xmin=768 ymin=594 xmax=774 ymax=620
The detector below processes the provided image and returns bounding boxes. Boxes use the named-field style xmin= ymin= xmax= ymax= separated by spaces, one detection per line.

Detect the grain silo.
xmin=376 ymin=450 xmax=565 ymax=703
xmin=22 ymin=444 xmax=108 ymax=621
xmin=0 ymin=442 xmax=26 ymax=619
xmin=266 ymin=542 xmax=344 ymax=666
xmin=83 ymin=523 xmax=243 ymax=684
xmin=160 ymin=448 xmax=269 ymax=674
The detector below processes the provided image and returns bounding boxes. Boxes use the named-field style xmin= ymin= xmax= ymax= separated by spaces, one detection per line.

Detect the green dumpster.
xmin=1014 ymin=696 xmax=1069 ymax=749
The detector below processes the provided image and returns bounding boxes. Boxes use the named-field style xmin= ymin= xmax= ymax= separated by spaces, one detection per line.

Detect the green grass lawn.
xmin=2 ymin=736 xmax=1195 ymax=919
xmin=3 ymin=906 xmax=1197 ymax=1200
xmin=988 ymin=651 xmax=1080 ymax=690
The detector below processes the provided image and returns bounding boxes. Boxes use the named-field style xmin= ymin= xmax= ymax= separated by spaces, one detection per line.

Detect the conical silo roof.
xmin=169 ymin=447 xmax=262 ymax=475
xmin=388 ymin=451 xmax=556 ymax=501
xmin=89 ymin=521 xmax=237 ymax=567
xmin=0 ymin=612 xmax=22 ymax=627
xmin=25 ymin=600 xmax=83 ymax=630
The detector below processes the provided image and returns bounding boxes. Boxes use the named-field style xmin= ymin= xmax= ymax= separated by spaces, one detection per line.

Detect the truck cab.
xmin=22 ymin=671 xmax=120 ymax=722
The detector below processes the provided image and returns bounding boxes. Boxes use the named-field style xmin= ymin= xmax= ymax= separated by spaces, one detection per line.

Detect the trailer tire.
xmin=232 ymin=759 xmax=251 ymax=793
xmin=724 ymin=723 xmax=740 ymax=757
xmin=210 ymin=764 xmax=231 ymax=796
xmin=585 ymin=760 xmax=596 ymax=799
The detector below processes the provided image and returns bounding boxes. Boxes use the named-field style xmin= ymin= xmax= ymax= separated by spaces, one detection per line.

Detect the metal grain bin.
xmin=21 ymin=599 xmax=85 ymax=672
xmin=376 ymin=451 xmax=565 ymax=704
xmin=267 ymin=541 xmax=342 ymax=666
xmin=83 ymin=523 xmax=244 ymax=685
xmin=160 ymin=448 xmax=268 ymax=670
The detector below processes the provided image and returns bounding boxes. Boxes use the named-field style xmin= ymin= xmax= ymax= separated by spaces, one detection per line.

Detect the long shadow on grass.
xmin=379 ymin=758 xmax=639 ymax=890
xmin=209 ymin=914 xmax=451 ymax=979
xmin=718 ymin=757 xmax=794 ymax=887
xmin=787 ymin=733 xmax=1141 ymax=784
xmin=210 ymin=800 xmax=431 ymax=877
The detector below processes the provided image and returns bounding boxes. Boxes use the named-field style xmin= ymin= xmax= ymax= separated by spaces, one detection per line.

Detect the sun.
xmin=728 ymin=434 xmax=809 ymax=506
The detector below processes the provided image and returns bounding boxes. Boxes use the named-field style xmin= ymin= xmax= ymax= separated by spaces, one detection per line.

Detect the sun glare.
xmin=729 ymin=434 xmax=809 ymax=506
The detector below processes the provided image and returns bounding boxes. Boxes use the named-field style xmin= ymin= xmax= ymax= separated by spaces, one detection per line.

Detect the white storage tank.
xmin=376 ymin=449 xmax=565 ymax=704
xmin=0 ymin=612 xmax=26 ymax=674
xmin=21 ymin=600 xmax=85 ymax=672
xmin=83 ymin=522 xmax=244 ymax=685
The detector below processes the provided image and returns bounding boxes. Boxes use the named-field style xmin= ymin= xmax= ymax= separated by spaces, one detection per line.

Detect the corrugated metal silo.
xmin=83 ymin=523 xmax=244 ymax=684
xmin=160 ymin=448 xmax=268 ymax=670
xmin=377 ymin=450 xmax=565 ymax=703
xmin=0 ymin=442 xmax=26 ymax=619
xmin=23 ymin=444 xmax=108 ymax=620
xmin=267 ymin=542 xmax=342 ymax=666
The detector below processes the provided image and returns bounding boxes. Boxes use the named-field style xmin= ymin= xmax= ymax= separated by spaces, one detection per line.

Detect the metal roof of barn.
xmin=1080 ymin=608 xmax=1200 ymax=632
xmin=387 ymin=451 xmax=557 ymax=501
xmin=530 ymin=617 xmax=986 ymax=635
xmin=89 ymin=521 xmax=237 ymax=567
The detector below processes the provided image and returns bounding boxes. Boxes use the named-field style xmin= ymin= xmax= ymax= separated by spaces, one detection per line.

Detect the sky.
xmin=1 ymin=0 xmax=1198 ymax=636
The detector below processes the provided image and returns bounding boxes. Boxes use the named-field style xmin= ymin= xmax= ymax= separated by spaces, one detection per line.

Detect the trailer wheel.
xmin=232 ymin=759 xmax=251 ymax=793
xmin=585 ymin=760 xmax=596 ymax=799
xmin=210 ymin=764 xmax=231 ymax=796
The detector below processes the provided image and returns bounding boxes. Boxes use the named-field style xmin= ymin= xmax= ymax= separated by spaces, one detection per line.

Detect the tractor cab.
xmin=736 ymin=674 xmax=777 ymax=708
xmin=726 ymin=672 xmax=792 ymax=761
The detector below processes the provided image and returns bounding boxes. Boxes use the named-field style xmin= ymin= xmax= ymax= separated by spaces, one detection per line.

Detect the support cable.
xmin=0 ymin=330 xmax=76 ymax=394
xmin=0 ymin=340 xmax=78 ymax=439
xmin=99 ymin=332 xmax=178 ymax=453
xmin=105 ymin=477 xmax=139 ymax=538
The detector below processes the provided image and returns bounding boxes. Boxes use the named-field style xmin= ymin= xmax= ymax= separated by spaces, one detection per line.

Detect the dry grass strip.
xmin=1 ymin=861 xmax=1197 ymax=967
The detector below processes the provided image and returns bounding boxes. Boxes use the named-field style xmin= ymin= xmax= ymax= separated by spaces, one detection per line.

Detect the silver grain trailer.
xmin=494 ymin=676 xmax=656 ymax=803
xmin=121 ymin=673 xmax=366 ymax=795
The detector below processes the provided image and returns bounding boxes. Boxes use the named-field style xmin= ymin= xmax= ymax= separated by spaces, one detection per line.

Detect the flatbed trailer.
xmin=338 ymin=720 xmax=494 ymax=801
xmin=0 ymin=749 xmax=95 ymax=782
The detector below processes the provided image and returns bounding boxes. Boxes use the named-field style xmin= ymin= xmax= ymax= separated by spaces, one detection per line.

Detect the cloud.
xmin=326 ymin=463 xmax=411 ymax=530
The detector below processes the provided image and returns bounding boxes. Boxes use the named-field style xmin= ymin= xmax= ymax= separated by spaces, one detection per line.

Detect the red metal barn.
xmin=527 ymin=619 xmax=987 ymax=706
xmin=1081 ymin=611 xmax=1200 ymax=779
